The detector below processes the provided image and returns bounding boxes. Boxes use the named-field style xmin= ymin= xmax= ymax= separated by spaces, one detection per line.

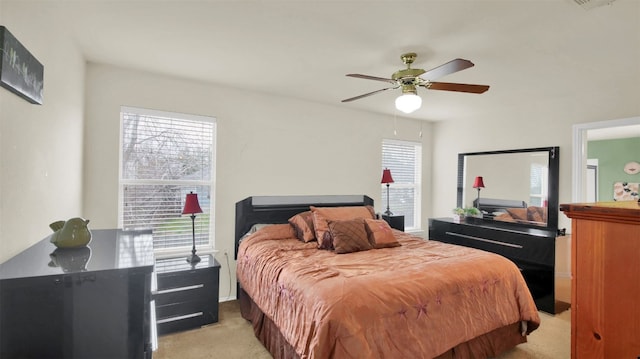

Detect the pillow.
xmin=506 ymin=208 xmax=528 ymax=221
xmin=328 ymin=218 xmax=372 ymax=254
xmin=311 ymin=206 xmax=376 ymax=249
xmin=249 ymin=223 xmax=273 ymax=234
xmin=288 ymin=211 xmax=316 ymax=242
xmin=364 ymin=219 xmax=400 ymax=249
xmin=493 ymin=212 xmax=515 ymax=222
xmin=262 ymin=223 xmax=297 ymax=240
xmin=527 ymin=206 xmax=547 ymax=223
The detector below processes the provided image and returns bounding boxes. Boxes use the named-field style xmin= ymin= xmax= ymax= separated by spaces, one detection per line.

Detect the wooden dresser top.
xmin=560 ymin=201 xmax=640 ymax=224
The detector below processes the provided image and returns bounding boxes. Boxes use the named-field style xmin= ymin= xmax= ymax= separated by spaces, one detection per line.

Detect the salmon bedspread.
xmin=237 ymin=224 xmax=541 ymax=359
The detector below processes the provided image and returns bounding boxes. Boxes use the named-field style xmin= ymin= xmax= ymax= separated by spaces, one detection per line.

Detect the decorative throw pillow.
xmin=288 ymin=211 xmax=316 ymax=242
xmin=311 ymin=206 xmax=376 ymax=249
xmin=506 ymin=208 xmax=528 ymax=221
xmin=364 ymin=219 xmax=400 ymax=249
xmin=328 ymin=218 xmax=372 ymax=254
xmin=527 ymin=206 xmax=546 ymax=223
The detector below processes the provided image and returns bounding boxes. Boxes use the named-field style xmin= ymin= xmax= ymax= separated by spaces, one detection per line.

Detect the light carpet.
xmin=155 ymin=301 xmax=570 ymax=359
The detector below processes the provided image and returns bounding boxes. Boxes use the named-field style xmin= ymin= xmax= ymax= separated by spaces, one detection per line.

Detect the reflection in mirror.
xmin=457 ymin=147 xmax=559 ymax=231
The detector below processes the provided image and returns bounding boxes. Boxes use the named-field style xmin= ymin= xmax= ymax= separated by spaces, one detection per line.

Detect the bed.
xmin=235 ymin=195 xmax=540 ymax=359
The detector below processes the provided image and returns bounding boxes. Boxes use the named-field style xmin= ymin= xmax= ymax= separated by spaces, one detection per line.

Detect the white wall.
xmin=0 ymin=2 xmax=86 ymax=262
xmin=84 ymin=63 xmax=432 ymax=299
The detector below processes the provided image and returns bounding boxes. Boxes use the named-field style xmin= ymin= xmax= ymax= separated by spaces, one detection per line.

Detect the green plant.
xmin=463 ymin=207 xmax=481 ymax=216
xmin=452 ymin=207 xmax=465 ymax=215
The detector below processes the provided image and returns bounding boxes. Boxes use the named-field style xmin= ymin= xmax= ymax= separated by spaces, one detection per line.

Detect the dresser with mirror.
xmin=429 ymin=146 xmax=561 ymax=314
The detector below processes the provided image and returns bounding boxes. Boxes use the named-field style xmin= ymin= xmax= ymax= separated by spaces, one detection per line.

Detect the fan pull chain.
xmin=393 ymin=111 xmax=398 ymax=136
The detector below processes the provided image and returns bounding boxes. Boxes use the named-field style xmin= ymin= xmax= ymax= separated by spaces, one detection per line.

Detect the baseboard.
xmin=220 ymin=296 xmax=237 ymax=302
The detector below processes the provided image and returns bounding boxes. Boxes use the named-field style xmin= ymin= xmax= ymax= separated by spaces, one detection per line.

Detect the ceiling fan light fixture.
xmin=342 ymin=53 xmax=489 ymax=109
xmin=395 ymin=93 xmax=422 ymax=114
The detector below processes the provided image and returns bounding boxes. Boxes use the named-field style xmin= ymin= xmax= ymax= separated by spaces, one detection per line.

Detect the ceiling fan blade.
xmin=425 ymin=82 xmax=490 ymax=94
xmin=341 ymin=87 xmax=395 ymax=102
xmin=346 ymin=74 xmax=397 ymax=84
xmin=422 ymin=58 xmax=475 ymax=81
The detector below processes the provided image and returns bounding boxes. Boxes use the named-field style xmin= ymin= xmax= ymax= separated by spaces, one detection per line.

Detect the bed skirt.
xmin=238 ymin=286 xmax=527 ymax=359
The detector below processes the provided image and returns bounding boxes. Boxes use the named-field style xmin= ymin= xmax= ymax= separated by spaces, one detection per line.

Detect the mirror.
xmin=457 ymin=146 xmax=559 ymax=231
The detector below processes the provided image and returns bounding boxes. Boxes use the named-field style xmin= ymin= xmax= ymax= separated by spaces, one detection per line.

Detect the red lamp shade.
xmin=182 ymin=192 xmax=203 ymax=215
xmin=472 ymin=176 xmax=485 ymax=189
xmin=381 ymin=169 xmax=394 ymax=184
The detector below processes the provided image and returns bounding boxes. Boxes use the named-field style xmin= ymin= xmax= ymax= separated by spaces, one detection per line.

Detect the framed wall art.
xmin=613 ymin=181 xmax=639 ymax=201
xmin=0 ymin=26 xmax=44 ymax=104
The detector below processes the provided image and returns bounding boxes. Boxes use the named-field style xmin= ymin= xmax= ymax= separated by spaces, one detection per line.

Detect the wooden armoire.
xmin=560 ymin=201 xmax=640 ymax=359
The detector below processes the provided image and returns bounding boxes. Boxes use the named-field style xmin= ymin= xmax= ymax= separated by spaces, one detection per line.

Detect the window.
xmin=529 ymin=163 xmax=548 ymax=206
xmin=381 ymin=139 xmax=422 ymax=231
xmin=119 ymin=106 xmax=216 ymax=256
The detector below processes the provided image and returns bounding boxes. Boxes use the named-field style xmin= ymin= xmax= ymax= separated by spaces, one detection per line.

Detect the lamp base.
xmin=384 ymin=210 xmax=393 ymax=216
xmin=186 ymin=253 xmax=201 ymax=264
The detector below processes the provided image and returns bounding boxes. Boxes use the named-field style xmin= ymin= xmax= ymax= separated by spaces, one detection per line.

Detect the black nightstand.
xmin=381 ymin=215 xmax=405 ymax=231
xmin=154 ymin=255 xmax=220 ymax=335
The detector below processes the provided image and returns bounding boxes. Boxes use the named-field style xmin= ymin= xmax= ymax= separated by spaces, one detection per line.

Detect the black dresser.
xmin=429 ymin=218 xmax=557 ymax=314
xmin=0 ymin=229 xmax=155 ymax=359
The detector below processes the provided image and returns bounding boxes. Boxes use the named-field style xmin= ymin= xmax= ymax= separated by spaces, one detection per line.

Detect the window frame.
xmin=118 ymin=106 xmax=217 ymax=258
xmin=381 ymin=139 xmax=422 ymax=232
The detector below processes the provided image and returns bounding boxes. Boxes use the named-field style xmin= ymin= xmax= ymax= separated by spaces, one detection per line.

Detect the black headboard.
xmin=473 ymin=198 xmax=527 ymax=214
xmin=234 ymin=195 xmax=374 ymax=259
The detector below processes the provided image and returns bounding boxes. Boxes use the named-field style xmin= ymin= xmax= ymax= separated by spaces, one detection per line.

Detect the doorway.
xmin=572 ymin=116 xmax=640 ymax=202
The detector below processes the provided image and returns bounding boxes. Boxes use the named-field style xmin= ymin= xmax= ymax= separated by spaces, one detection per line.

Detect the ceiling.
xmin=9 ymin=0 xmax=640 ymax=122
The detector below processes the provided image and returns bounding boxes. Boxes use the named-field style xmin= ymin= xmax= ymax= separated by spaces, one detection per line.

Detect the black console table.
xmin=429 ymin=218 xmax=557 ymax=314
xmin=0 ymin=229 xmax=155 ymax=359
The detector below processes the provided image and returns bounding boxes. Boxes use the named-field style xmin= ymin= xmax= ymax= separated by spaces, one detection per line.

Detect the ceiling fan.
xmin=342 ymin=53 xmax=490 ymax=113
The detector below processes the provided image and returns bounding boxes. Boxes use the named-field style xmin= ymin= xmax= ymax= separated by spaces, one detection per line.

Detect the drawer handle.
xmin=157 ymin=284 xmax=204 ymax=295
xmin=157 ymin=312 xmax=203 ymax=324
xmin=445 ymin=232 xmax=524 ymax=249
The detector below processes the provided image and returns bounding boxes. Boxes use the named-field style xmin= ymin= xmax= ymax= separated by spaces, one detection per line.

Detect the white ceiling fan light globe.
xmin=395 ymin=93 xmax=422 ymax=114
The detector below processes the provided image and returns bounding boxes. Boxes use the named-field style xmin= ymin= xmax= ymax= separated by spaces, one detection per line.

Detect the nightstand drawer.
xmin=156 ymin=308 xmax=217 ymax=335
xmin=157 ymin=268 xmax=215 ymax=289
xmin=156 ymin=300 xmax=217 ymax=321
xmin=154 ymin=281 xmax=216 ymax=306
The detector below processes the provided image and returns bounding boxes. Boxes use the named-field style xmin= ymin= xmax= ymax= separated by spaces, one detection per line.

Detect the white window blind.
xmin=119 ymin=106 xmax=216 ymax=255
xmin=529 ymin=163 xmax=548 ymax=206
xmin=381 ymin=139 xmax=422 ymax=231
